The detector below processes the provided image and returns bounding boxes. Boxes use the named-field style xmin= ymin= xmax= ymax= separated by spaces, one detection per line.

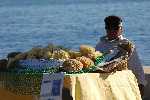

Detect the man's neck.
xmin=106 ymin=35 xmax=124 ymax=42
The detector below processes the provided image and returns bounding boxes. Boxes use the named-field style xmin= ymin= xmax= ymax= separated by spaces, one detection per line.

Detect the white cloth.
xmin=95 ymin=35 xmax=146 ymax=86
xmin=64 ymin=71 xmax=142 ymax=100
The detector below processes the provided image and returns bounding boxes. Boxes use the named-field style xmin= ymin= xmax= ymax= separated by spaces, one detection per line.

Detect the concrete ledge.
xmin=143 ymin=67 xmax=150 ymax=100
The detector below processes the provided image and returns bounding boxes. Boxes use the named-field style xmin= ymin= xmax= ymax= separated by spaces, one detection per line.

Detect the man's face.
xmin=118 ymin=23 xmax=123 ymax=34
xmin=106 ymin=23 xmax=123 ymax=40
xmin=117 ymin=25 xmax=123 ymax=36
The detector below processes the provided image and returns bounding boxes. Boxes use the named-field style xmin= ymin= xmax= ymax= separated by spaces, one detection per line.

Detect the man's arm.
xmin=128 ymin=47 xmax=145 ymax=86
xmin=128 ymin=46 xmax=145 ymax=97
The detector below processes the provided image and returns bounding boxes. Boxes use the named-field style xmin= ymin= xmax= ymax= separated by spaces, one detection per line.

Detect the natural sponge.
xmin=43 ymin=51 xmax=53 ymax=59
xmin=80 ymin=45 xmax=95 ymax=56
xmin=86 ymin=51 xmax=103 ymax=60
xmin=26 ymin=47 xmax=43 ymax=59
xmin=15 ymin=53 xmax=27 ymax=60
xmin=62 ymin=59 xmax=83 ymax=71
xmin=68 ymin=50 xmax=82 ymax=59
xmin=52 ymin=50 xmax=70 ymax=60
xmin=76 ymin=56 xmax=94 ymax=68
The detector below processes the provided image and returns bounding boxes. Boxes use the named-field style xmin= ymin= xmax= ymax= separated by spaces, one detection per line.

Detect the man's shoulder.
xmin=119 ymin=38 xmax=135 ymax=55
xmin=99 ymin=36 xmax=135 ymax=46
xmin=120 ymin=38 xmax=135 ymax=46
xmin=120 ymin=37 xmax=130 ymax=42
xmin=100 ymin=36 xmax=107 ymax=42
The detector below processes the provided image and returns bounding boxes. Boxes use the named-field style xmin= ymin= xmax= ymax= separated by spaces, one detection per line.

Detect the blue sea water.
xmin=0 ymin=1 xmax=150 ymax=65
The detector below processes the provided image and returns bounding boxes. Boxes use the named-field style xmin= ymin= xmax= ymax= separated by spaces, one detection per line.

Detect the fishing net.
xmin=0 ymin=53 xmax=128 ymax=95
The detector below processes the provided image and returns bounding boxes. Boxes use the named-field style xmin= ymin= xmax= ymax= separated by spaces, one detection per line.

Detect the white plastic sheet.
xmin=64 ymin=70 xmax=142 ymax=100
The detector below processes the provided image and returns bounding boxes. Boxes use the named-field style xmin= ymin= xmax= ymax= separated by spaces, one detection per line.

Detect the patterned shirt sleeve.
xmin=127 ymin=43 xmax=146 ymax=86
xmin=96 ymin=38 xmax=146 ymax=86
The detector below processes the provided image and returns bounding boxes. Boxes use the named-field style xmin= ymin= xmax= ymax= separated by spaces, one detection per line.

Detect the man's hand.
xmin=102 ymin=61 xmax=117 ymax=73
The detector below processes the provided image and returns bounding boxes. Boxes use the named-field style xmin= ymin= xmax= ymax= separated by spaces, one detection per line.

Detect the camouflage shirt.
xmin=96 ymin=35 xmax=146 ymax=85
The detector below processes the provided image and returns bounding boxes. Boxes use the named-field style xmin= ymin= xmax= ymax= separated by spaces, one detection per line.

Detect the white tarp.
xmin=64 ymin=70 xmax=142 ymax=100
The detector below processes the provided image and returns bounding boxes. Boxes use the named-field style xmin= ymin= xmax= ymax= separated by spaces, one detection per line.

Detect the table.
xmin=0 ymin=70 xmax=142 ymax=100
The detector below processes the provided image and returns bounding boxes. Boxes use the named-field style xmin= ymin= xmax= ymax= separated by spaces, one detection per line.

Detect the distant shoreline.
xmin=144 ymin=67 xmax=150 ymax=74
